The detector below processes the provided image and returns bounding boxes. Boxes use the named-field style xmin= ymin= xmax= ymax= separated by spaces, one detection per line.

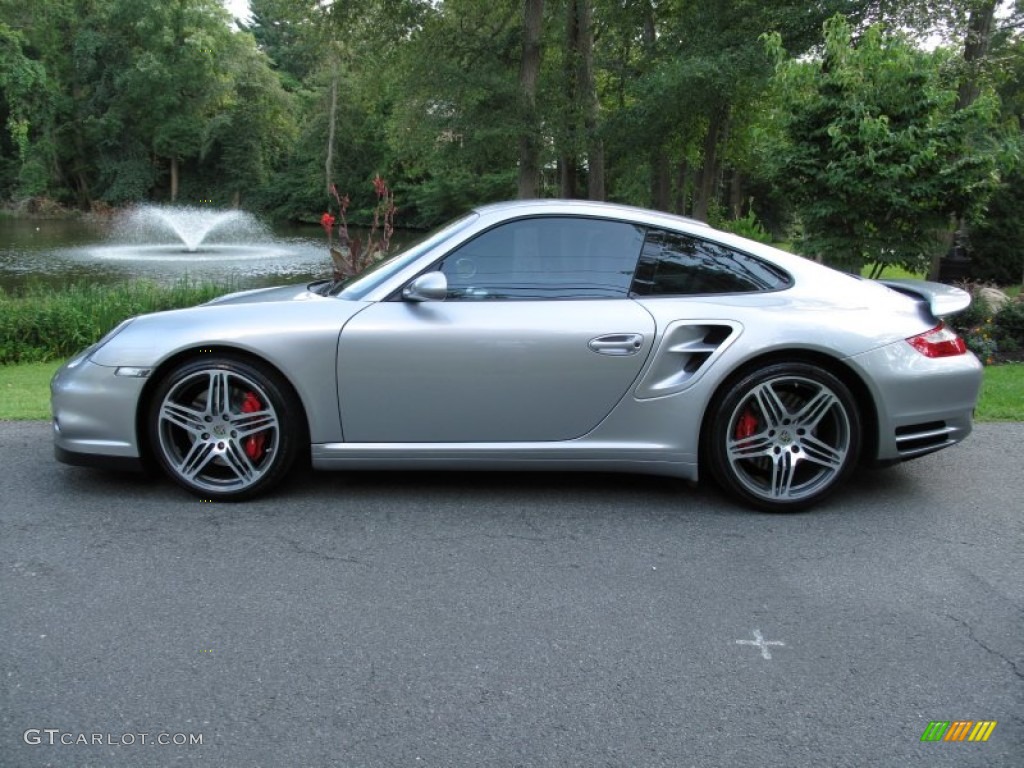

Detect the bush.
xmin=715 ymin=207 xmax=774 ymax=244
xmin=991 ymin=298 xmax=1024 ymax=360
xmin=966 ymin=168 xmax=1024 ymax=285
xmin=0 ymin=279 xmax=233 ymax=364
xmin=950 ymin=285 xmax=991 ymax=333
xmin=950 ymin=286 xmax=1024 ymax=364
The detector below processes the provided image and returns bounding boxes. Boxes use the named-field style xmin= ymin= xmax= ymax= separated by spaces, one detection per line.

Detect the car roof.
xmin=472 ymin=199 xmax=711 ymax=231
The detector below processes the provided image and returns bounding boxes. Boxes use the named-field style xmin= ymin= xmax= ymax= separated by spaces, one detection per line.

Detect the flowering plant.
xmin=323 ymin=175 xmax=396 ymax=280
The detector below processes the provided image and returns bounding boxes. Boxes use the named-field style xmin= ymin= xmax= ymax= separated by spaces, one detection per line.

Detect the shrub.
xmin=949 ymin=285 xmax=1024 ymax=364
xmin=991 ymin=298 xmax=1024 ymax=361
xmin=716 ymin=207 xmax=774 ymax=244
xmin=0 ymin=279 xmax=233 ymax=364
xmin=949 ymin=285 xmax=997 ymax=364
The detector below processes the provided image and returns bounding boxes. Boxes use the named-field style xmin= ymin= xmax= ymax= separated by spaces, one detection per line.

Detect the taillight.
xmin=906 ymin=324 xmax=967 ymax=358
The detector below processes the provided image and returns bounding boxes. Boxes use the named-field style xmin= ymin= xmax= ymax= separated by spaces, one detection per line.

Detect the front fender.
xmin=90 ymin=298 xmax=371 ymax=444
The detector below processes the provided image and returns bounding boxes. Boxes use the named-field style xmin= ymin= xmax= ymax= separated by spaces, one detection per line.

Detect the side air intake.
xmin=634 ymin=322 xmax=739 ymax=399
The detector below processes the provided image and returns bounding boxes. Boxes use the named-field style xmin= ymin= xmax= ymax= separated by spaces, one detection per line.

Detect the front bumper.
xmin=51 ymin=357 xmax=147 ymax=468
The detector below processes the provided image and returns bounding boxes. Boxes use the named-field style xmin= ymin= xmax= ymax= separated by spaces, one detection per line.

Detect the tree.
xmin=203 ymin=31 xmax=298 ymax=206
xmin=0 ymin=23 xmax=53 ymax=198
xmin=246 ymin=0 xmax=322 ymax=88
xmin=962 ymin=21 xmax=1024 ymax=286
xmin=383 ymin=0 xmax=521 ymax=223
xmin=765 ymin=15 xmax=1006 ymax=276
xmin=517 ymin=0 xmax=544 ymax=198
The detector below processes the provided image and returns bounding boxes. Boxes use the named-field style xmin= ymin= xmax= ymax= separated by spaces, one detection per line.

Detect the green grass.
xmin=0 ymin=278 xmax=235 ymax=364
xmin=975 ymin=363 xmax=1024 ymax=421
xmin=863 ymin=265 xmax=926 ymax=280
xmin=0 ymin=361 xmax=61 ymax=420
xmin=3 ymin=360 xmax=1021 ymax=422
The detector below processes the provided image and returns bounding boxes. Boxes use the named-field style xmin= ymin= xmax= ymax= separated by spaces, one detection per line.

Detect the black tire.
xmin=147 ymin=356 xmax=303 ymax=500
xmin=706 ymin=362 xmax=861 ymax=512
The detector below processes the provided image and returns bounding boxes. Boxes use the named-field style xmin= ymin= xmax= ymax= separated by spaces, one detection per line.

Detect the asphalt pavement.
xmin=1 ymin=420 xmax=1021 ymax=768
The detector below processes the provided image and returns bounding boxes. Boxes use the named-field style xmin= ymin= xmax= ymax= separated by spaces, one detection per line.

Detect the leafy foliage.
xmin=0 ymin=0 xmax=1022 ymax=294
xmin=765 ymin=16 xmax=1008 ymax=275
xmin=0 ymin=0 xmax=294 ymax=208
xmin=0 ymin=278 xmax=233 ymax=363
xmin=950 ymin=286 xmax=1024 ymax=363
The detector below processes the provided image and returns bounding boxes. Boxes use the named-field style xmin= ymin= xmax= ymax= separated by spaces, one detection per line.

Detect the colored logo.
xmin=920 ymin=721 xmax=997 ymax=742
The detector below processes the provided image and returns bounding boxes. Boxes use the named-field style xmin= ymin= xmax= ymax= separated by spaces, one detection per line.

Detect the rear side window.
xmin=632 ymin=230 xmax=791 ymax=296
xmin=438 ymin=216 xmax=646 ymax=300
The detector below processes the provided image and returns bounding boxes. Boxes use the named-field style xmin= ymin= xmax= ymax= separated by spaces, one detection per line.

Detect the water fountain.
xmin=72 ymin=205 xmax=330 ymax=285
xmin=0 ymin=204 xmax=401 ymax=291
xmin=119 ymin=205 xmax=260 ymax=253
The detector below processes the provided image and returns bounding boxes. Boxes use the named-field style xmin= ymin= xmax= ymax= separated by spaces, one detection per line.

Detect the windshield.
xmin=331 ymin=212 xmax=479 ymax=300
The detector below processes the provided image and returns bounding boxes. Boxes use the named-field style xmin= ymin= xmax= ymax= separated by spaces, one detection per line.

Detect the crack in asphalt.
xmin=282 ymin=537 xmax=367 ymax=566
xmin=945 ymin=612 xmax=1024 ymax=681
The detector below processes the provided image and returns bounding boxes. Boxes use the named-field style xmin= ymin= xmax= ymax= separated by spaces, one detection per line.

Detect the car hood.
xmin=203 ymin=283 xmax=326 ymax=306
xmin=88 ymin=284 xmax=366 ymax=368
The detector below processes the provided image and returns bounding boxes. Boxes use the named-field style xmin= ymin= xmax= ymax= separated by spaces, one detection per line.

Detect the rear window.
xmin=632 ymin=230 xmax=791 ymax=296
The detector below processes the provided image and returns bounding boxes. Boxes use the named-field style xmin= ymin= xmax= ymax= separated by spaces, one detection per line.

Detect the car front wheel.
xmin=148 ymin=356 xmax=302 ymax=500
xmin=707 ymin=363 xmax=861 ymax=512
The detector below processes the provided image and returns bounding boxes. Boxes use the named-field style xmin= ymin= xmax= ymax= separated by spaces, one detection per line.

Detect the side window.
xmin=632 ymin=230 xmax=791 ymax=296
xmin=438 ymin=217 xmax=645 ymax=300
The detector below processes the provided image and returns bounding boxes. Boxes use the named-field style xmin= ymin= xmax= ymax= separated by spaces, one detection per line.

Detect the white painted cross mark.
xmin=736 ymin=629 xmax=785 ymax=659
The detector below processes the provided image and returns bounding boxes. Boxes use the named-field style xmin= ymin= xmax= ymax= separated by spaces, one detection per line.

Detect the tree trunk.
xmin=729 ymin=169 xmax=745 ymax=219
xmin=325 ymin=72 xmax=339 ymax=195
xmin=170 ymin=156 xmax=179 ymax=203
xmin=559 ymin=156 xmax=578 ymax=198
xmin=578 ymin=0 xmax=603 ymax=201
xmin=561 ymin=0 xmax=581 ymax=198
xmin=586 ymin=135 xmax=605 ymax=202
xmin=651 ymin=149 xmax=670 ymax=211
xmin=957 ymin=0 xmax=997 ymax=111
xmin=642 ymin=3 xmax=668 ymax=210
xmin=76 ymin=173 xmax=92 ymax=212
xmin=70 ymin=128 xmax=93 ymax=211
xmin=693 ymin=110 xmax=725 ymax=222
xmin=930 ymin=0 xmax=997 ymax=279
xmin=674 ymin=159 xmax=689 ymax=215
xmin=517 ymin=0 xmax=544 ymax=199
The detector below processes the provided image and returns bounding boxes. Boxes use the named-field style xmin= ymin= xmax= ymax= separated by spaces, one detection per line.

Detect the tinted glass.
xmin=632 ymin=230 xmax=791 ymax=296
xmin=438 ymin=217 xmax=645 ymax=300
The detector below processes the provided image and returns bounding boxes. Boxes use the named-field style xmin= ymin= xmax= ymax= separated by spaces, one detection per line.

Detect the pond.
xmin=0 ymin=207 xmax=395 ymax=292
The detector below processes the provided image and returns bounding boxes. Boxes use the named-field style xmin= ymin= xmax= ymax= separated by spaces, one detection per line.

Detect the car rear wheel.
xmin=707 ymin=363 xmax=860 ymax=512
xmin=148 ymin=356 xmax=301 ymax=500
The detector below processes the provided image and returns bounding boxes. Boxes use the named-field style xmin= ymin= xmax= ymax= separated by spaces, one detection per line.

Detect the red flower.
xmin=320 ymin=212 xmax=336 ymax=234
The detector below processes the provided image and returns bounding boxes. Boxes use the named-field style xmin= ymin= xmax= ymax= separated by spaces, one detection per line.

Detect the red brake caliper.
xmin=240 ymin=391 xmax=267 ymax=461
xmin=734 ymin=409 xmax=759 ymax=440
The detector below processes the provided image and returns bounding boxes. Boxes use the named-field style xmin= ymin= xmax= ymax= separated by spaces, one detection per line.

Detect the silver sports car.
xmin=51 ymin=200 xmax=982 ymax=511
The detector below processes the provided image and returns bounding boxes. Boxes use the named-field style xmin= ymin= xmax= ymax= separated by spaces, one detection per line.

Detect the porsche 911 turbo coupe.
xmin=51 ymin=200 xmax=982 ymax=511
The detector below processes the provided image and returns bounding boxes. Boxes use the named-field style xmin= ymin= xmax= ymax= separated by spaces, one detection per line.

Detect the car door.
xmin=336 ymin=216 xmax=655 ymax=443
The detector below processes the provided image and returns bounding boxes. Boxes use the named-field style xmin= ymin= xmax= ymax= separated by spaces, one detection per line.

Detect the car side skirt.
xmin=312 ymin=442 xmax=698 ymax=481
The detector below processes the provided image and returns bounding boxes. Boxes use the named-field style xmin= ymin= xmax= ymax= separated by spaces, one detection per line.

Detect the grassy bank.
xmin=0 ymin=279 xmax=235 ymax=365
xmin=4 ymin=361 xmax=1020 ymax=422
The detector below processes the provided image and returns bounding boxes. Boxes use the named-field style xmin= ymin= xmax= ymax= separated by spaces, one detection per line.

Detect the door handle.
xmin=588 ymin=333 xmax=644 ymax=356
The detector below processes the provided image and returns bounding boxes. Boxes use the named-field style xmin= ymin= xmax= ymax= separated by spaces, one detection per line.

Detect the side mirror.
xmin=402 ymin=272 xmax=448 ymax=302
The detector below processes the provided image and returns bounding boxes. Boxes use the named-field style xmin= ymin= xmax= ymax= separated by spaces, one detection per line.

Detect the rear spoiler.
xmin=875 ymin=279 xmax=971 ymax=318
